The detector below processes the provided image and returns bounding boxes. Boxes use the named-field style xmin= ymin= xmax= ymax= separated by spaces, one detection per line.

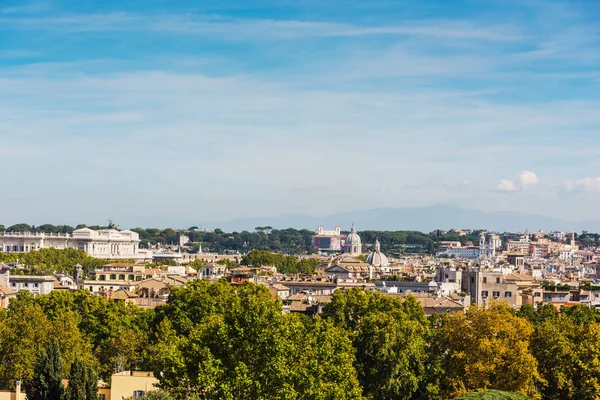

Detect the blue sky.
xmin=1 ymin=0 xmax=600 ymax=227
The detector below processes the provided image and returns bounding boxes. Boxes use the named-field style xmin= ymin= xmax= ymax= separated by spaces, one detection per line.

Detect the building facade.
xmin=313 ymin=225 xmax=344 ymax=252
xmin=0 ymin=228 xmax=140 ymax=260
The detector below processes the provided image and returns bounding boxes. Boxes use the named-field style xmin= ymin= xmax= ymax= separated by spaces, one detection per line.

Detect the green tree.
xmin=26 ymin=342 xmax=65 ymax=400
xmin=0 ymin=301 xmax=52 ymax=388
xmin=457 ymin=390 xmax=530 ymax=399
xmin=532 ymin=316 xmax=600 ymax=399
xmin=148 ymin=281 xmax=363 ymax=399
xmin=323 ymin=289 xmax=428 ymax=399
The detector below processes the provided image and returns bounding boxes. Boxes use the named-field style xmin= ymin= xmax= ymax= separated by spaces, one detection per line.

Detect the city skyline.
xmin=1 ymin=0 xmax=600 ymax=224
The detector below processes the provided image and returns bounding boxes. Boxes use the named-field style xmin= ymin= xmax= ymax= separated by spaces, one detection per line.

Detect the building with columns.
xmin=0 ymin=228 xmax=141 ymax=260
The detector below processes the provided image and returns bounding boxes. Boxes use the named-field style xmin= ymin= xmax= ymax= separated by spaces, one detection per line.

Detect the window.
xmin=493 ymin=291 xmax=500 ymax=298
xmin=128 ymin=275 xmax=134 ymax=281
xmin=535 ymin=292 xmax=541 ymax=297
xmin=34 ymin=283 xmax=39 ymax=288
xmin=99 ymin=395 xmax=106 ymax=400
xmin=24 ymin=283 xmax=28 ymax=288
xmin=133 ymin=390 xmax=145 ymax=399
xmin=496 ymin=277 xmax=501 ymax=284
xmin=483 ymin=277 xmax=487 ymax=283
xmin=11 ymin=282 xmax=16 ymax=287
xmin=99 ymin=275 xmax=106 ymax=281
xmin=118 ymin=274 xmax=125 ymax=280
xmin=505 ymin=291 xmax=512 ymax=298
xmin=89 ymin=286 xmax=93 ymax=291
xmin=470 ymin=277 xmax=475 ymax=283
xmin=481 ymin=291 xmax=488 ymax=298
xmin=110 ymin=274 xmax=116 ymax=280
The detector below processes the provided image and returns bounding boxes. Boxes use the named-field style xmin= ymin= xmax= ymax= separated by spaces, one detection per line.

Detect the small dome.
xmin=366 ymin=238 xmax=389 ymax=267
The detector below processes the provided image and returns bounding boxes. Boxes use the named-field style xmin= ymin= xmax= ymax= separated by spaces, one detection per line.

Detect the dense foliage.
xmin=0 ymin=248 xmax=113 ymax=276
xmin=5 ymin=283 xmax=600 ymax=398
xmin=241 ymin=250 xmax=321 ymax=274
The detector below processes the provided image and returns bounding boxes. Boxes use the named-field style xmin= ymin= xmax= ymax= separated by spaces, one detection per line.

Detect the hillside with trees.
xmin=2 ymin=283 xmax=600 ymax=398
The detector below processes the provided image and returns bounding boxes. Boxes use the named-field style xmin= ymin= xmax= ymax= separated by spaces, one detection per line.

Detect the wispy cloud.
xmin=0 ymin=0 xmax=599 ymax=222
xmin=565 ymin=178 xmax=600 ymax=193
xmin=0 ymin=2 xmax=51 ymax=15
xmin=0 ymin=12 xmax=522 ymax=41
xmin=0 ymin=49 xmax=39 ymax=58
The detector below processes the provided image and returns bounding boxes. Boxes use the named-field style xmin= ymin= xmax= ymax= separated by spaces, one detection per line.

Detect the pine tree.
xmin=26 ymin=342 xmax=65 ymax=400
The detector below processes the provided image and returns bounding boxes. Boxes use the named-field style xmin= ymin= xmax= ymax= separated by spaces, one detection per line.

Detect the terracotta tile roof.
xmin=0 ymin=285 xmax=17 ymax=296
xmin=109 ymin=290 xmax=138 ymax=300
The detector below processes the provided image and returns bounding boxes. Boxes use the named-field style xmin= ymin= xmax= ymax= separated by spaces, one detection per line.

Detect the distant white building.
xmin=444 ymin=246 xmax=481 ymax=260
xmin=200 ymin=263 xmax=227 ymax=279
xmin=0 ymin=228 xmax=141 ymax=260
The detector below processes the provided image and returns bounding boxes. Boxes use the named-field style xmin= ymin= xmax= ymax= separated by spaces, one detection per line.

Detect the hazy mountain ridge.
xmin=199 ymin=205 xmax=590 ymax=233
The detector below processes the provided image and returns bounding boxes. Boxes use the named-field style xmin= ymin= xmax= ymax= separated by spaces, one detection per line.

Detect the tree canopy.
xmin=1 ymin=282 xmax=600 ymax=399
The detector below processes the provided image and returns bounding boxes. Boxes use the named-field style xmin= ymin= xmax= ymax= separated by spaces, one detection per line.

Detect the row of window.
xmin=2 ymin=245 xmax=39 ymax=252
xmin=482 ymin=277 xmax=502 ymax=284
xmin=11 ymin=282 xmax=40 ymax=288
xmin=98 ymin=274 xmax=143 ymax=281
xmin=482 ymin=291 xmax=512 ymax=298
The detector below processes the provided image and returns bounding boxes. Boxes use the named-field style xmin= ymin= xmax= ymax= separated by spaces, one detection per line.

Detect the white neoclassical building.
xmin=0 ymin=228 xmax=141 ymax=260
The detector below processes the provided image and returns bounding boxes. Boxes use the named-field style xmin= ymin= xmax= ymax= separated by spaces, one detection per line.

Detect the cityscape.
xmin=1 ymin=221 xmax=600 ymax=399
xmin=2 ymin=0 xmax=600 ymax=399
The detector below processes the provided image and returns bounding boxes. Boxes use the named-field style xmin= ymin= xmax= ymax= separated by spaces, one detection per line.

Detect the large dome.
xmin=366 ymin=238 xmax=389 ymax=267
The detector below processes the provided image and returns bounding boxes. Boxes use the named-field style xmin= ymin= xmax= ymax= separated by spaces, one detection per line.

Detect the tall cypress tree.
xmin=26 ymin=342 xmax=65 ymax=400
xmin=66 ymin=356 xmax=99 ymax=400
xmin=84 ymin=364 xmax=98 ymax=400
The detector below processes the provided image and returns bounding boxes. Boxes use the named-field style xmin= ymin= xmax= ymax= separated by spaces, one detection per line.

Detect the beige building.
xmin=103 ymin=371 xmax=158 ymax=400
xmin=0 ymin=389 xmax=25 ymax=400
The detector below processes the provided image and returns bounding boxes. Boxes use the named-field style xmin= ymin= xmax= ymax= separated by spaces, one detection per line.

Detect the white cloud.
xmin=498 ymin=179 xmax=517 ymax=192
xmin=565 ymin=177 xmax=600 ymax=192
xmin=498 ymin=170 xmax=539 ymax=192
xmin=516 ymin=170 xmax=539 ymax=188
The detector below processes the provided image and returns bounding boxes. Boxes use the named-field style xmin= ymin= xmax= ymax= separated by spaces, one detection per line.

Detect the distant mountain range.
xmin=198 ymin=205 xmax=595 ymax=233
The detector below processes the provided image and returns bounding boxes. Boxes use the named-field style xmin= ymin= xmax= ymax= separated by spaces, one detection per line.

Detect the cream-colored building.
xmin=104 ymin=371 xmax=158 ymax=400
xmin=0 ymin=228 xmax=140 ymax=260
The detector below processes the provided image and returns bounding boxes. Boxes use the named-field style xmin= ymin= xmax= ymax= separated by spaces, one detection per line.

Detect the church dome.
xmin=366 ymin=238 xmax=389 ymax=267
xmin=343 ymin=223 xmax=362 ymax=255
xmin=345 ymin=228 xmax=361 ymax=246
